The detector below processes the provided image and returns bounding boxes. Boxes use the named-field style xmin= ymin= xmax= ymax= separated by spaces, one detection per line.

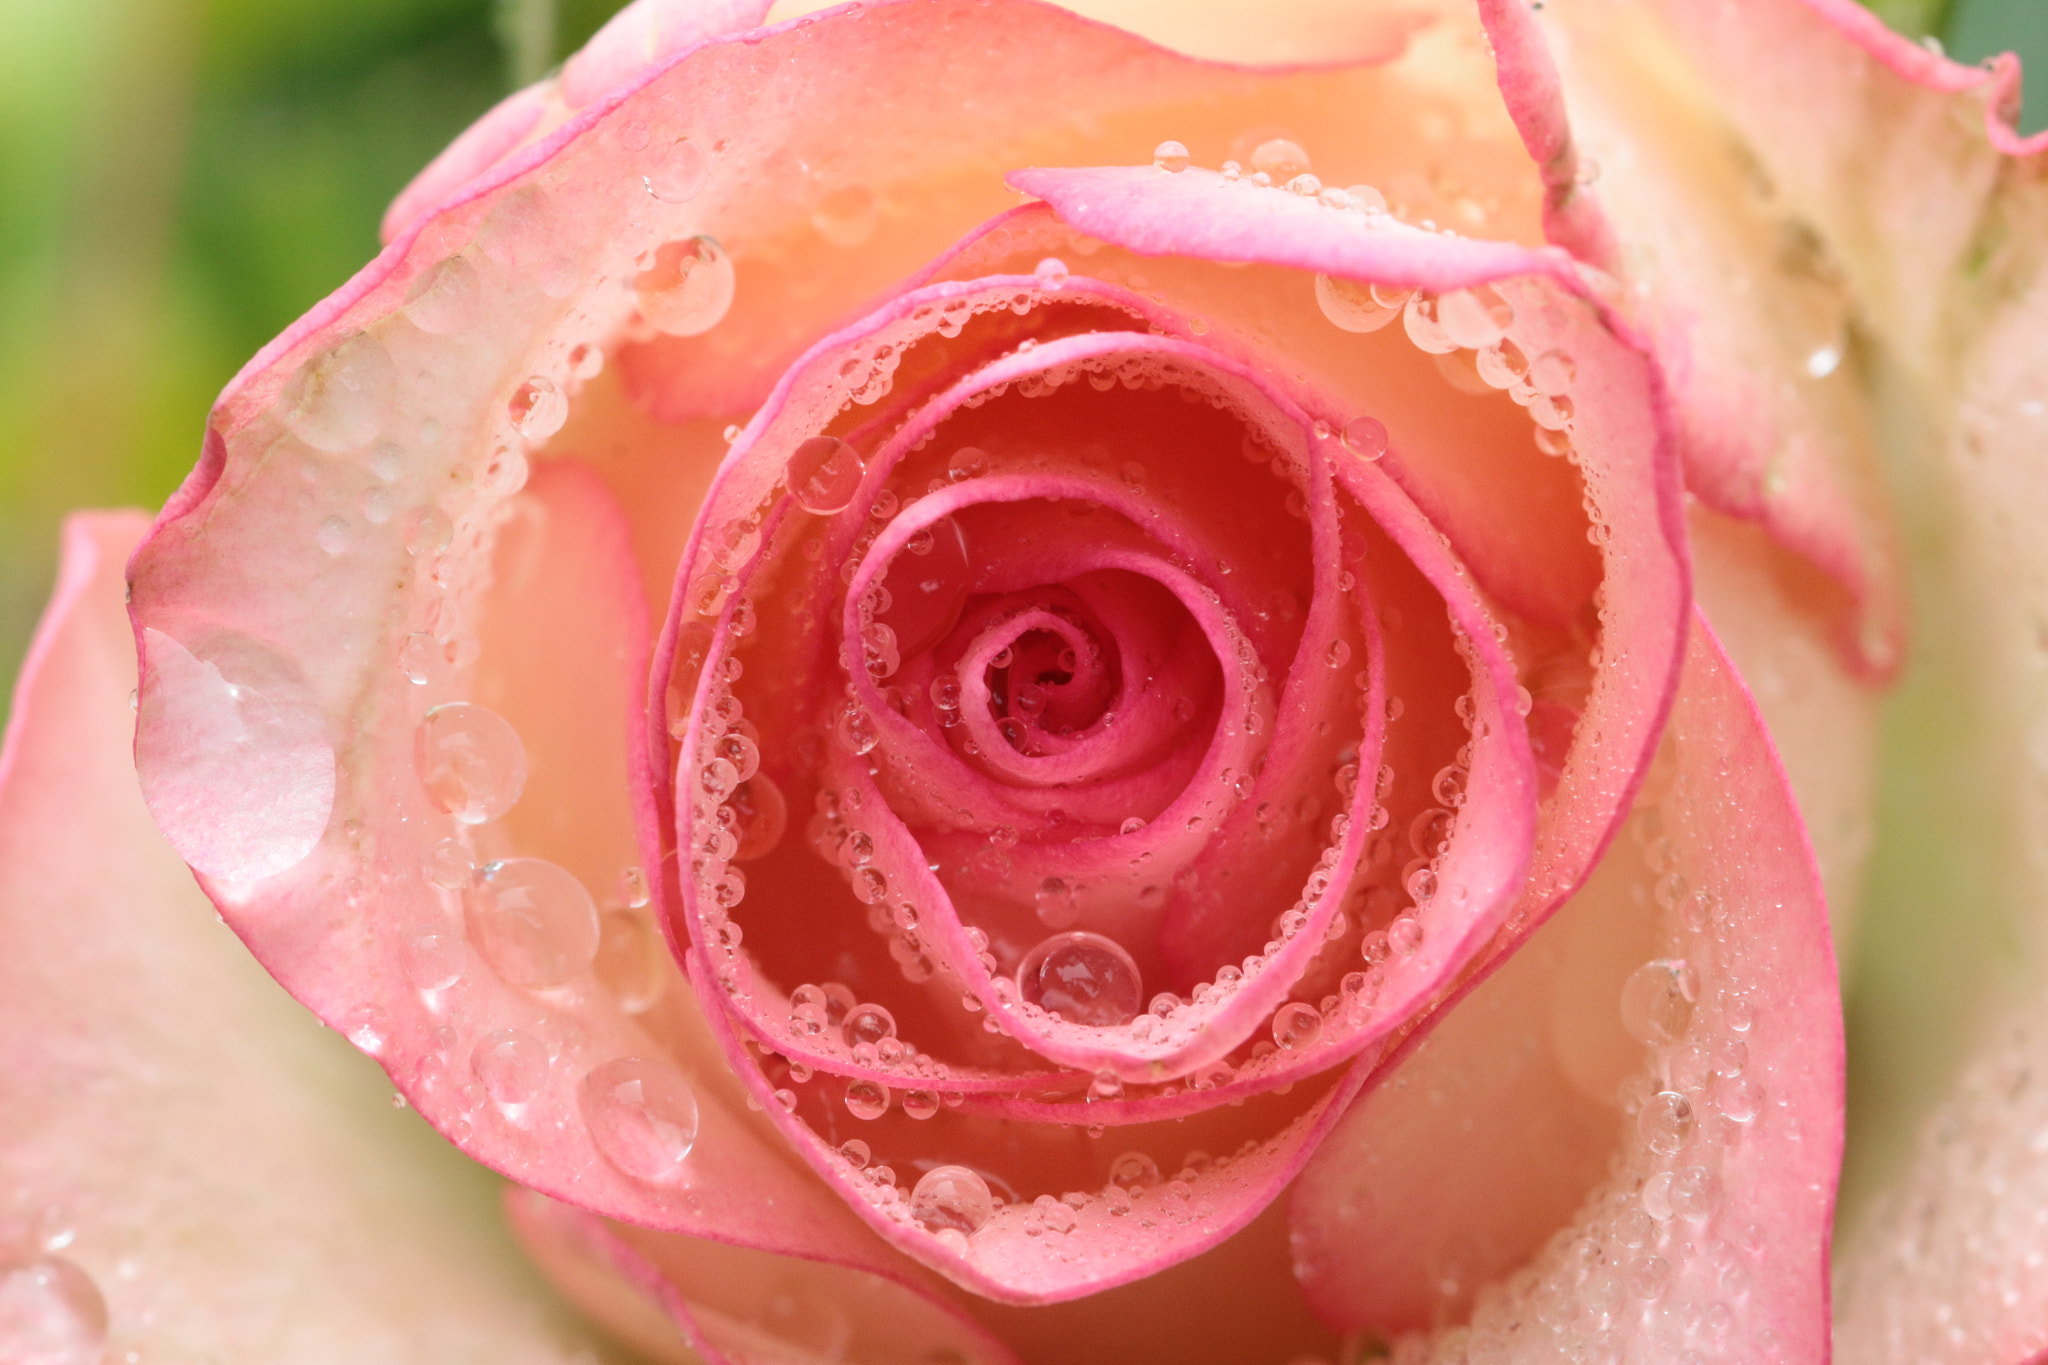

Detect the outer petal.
xmin=1293 ymin=616 xmax=1841 ymax=1361
xmin=1830 ymin=115 xmax=2048 ymax=1365
xmin=0 ymin=514 xmax=623 ymax=1364
xmin=1493 ymin=0 xmax=1911 ymax=683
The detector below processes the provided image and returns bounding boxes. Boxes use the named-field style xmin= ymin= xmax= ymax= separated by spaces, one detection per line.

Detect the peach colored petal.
xmin=0 ymin=514 xmax=624 ymax=1363
xmin=507 ymin=1188 xmax=1020 ymax=1365
xmin=1294 ymin=615 xmax=1840 ymax=1361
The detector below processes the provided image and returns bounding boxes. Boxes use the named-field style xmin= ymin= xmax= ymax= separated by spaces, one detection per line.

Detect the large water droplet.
xmin=404 ymin=255 xmax=485 ymax=335
xmin=0 ymin=1257 xmax=108 ymax=1365
xmin=786 ymin=436 xmax=865 ymax=514
xmin=280 ymin=332 xmax=393 ymax=452
xmin=845 ymin=1078 xmax=891 ymax=1120
xmin=644 ymin=138 xmax=707 ymax=203
xmin=1272 ymin=1001 xmax=1324 ymax=1050
xmin=911 ymin=1165 xmax=995 ymax=1236
xmin=877 ymin=514 xmax=969 ymax=660
xmin=1620 ymin=959 xmax=1696 ymax=1046
xmin=1250 ymin=138 xmax=1310 ymax=180
xmin=1018 ymin=931 xmax=1143 ymax=1027
xmin=1435 ymin=285 xmax=1515 ymax=349
xmin=842 ymin=1002 xmax=897 ymax=1049
xmin=464 ymin=856 xmax=600 ymax=987
xmin=473 ymin=1027 xmax=550 ymax=1105
xmin=135 ymin=626 xmax=336 ymax=884
xmin=811 ymin=184 xmax=878 ymax=248
xmin=415 ymin=702 xmax=528 ymax=825
xmin=1152 ymin=140 xmax=1190 ymax=173
xmin=1314 ymin=275 xmax=1403 ymax=333
xmin=581 ymin=1057 xmax=700 ymax=1181
xmin=635 ymin=236 xmax=734 ymax=337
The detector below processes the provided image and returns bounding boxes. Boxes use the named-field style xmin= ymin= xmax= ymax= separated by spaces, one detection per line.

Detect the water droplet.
xmin=1638 ymin=1090 xmax=1696 ymax=1156
xmin=1710 ymin=1074 xmax=1762 ymax=1122
xmin=134 ymin=626 xmax=336 ymax=884
xmin=1152 ymin=139 xmax=1190 ymax=172
xmin=1620 ymin=959 xmax=1697 ymax=1046
xmin=280 ymin=333 xmax=392 ymax=452
xmin=811 ymin=183 xmax=878 ymax=247
xmin=1272 ymin=1001 xmax=1324 ymax=1050
xmin=479 ymin=444 xmax=528 ymax=497
xmin=509 ymin=376 xmax=568 ymax=441
xmin=1388 ymin=915 xmax=1425 ymax=955
xmin=403 ymin=927 xmax=465 ymax=991
xmin=911 ymin=1165 xmax=994 ymax=1236
xmin=416 ymin=702 xmax=528 ymax=824
xmin=1530 ymin=349 xmax=1577 ymax=395
xmin=473 ymin=1028 xmax=550 ymax=1105
xmin=405 ymin=505 xmax=452 ymax=557
xmin=404 ymin=255 xmax=483 ymax=335
xmin=1339 ymin=416 xmax=1388 ymax=460
xmin=1118 ymin=817 xmax=1146 ymax=836
xmin=0 ymin=1257 xmax=108 ymax=1365
xmin=787 ymin=436 xmax=865 ymax=513
xmin=581 ymin=1057 xmax=700 ymax=1181
xmin=1101 ymin=1161 xmax=1160 ymax=1208
xmin=424 ymin=836 xmax=474 ymax=890
xmin=1669 ymin=1165 xmax=1722 ymax=1220
xmin=842 ymin=1002 xmax=897 ymax=1049
xmin=464 ymin=857 xmax=601 ymax=988
xmin=839 ymin=1138 xmax=871 ymax=1168
xmin=1402 ymin=293 xmax=1459 ymax=354
xmin=643 ymin=138 xmax=707 ymax=203
xmin=1033 ymin=257 xmax=1070 ymax=287
xmin=315 ymin=516 xmax=352 ymax=556
xmin=595 ymin=910 xmax=667 ymax=1013
xmin=902 ymin=1089 xmax=940 ymax=1120
xmin=1806 ymin=345 xmax=1841 ymax=378
xmin=634 ymin=236 xmax=734 ymax=336
xmin=1250 ymin=138 xmax=1310 ymax=180
xmin=1324 ymin=639 xmax=1353 ymax=670
xmin=1017 ymin=932 xmax=1143 ymax=1027
xmin=399 ymin=632 xmax=436 ymax=684
xmin=835 ymin=704 xmax=879 ymax=755
xmin=1314 ymin=274 xmax=1403 ymax=333
xmin=845 ymin=1078 xmax=891 ymax=1120
xmin=1034 ymin=875 xmax=1082 ymax=929
xmin=1435 ymin=285 xmax=1515 ymax=349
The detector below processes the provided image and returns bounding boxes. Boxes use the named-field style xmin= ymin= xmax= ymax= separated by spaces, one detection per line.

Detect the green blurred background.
xmin=0 ymin=0 xmax=2038 ymax=716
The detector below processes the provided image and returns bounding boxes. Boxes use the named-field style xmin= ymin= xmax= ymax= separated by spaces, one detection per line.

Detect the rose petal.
xmin=0 ymin=513 xmax=619 ymax=1362
xmin=1293 ymin=614 xmax=1839 ymax=1361
xmin=507 ymin=1187 xmax=1020 ymax=1365
xmin=1009 ymin=160 xmax=1688 ymax=942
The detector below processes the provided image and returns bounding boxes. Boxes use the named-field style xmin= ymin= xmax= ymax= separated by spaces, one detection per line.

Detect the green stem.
xmin=493 ymin=0 xmax=558 ymax=89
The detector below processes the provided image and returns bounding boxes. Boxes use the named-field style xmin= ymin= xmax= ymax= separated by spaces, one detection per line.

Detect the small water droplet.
xmin=416 ymin=702 xmax=528 ymax=824
xmin=1034 ymin=875 xmax=1081 ymax=929
xmin=464 ymin=857 xmax=600 ymax=987
xmin=1638 ymin=1090 xmax=1696 ymax=1156
xmin=581 ymin=1057 xmax=700 ymax=1181
xmin=399 ymin=632 xmax=436 ymax=685
xmin=402 ymin=928 xmax=465 ymax=991
xmin=1033 ymin=257 xmax=1070 ymax=287
xmin=404 ymin=256 xmax=483 ymax=335
xmin=424 ymin=836 xmax=474 ymax=890
xmin=509 ymin=376 xmax=568 ymax=441
xmin=902 ymin=1089 xmax=940 ymax=1120
xmin=643 ymin=138 xmax=707 ymax=204
xmin=404 ymin=505 xmax=452 ymax=558
xmin=1017 ymin=932 xmax=1143 ymax=1027
xmin=316 ymin=516 xmax=352 ymax=556
xmin=634 ymin=236 xmax=734 ymax=336
xmin=1152 ymin=139 xmax=1190 ymax=172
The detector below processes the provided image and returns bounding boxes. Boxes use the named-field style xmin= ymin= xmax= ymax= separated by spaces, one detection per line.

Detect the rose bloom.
xmin=4 ymin=0 xmax=2046 ymax=1361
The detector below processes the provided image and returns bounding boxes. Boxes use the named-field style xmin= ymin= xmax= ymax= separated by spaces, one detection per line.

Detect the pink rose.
xmin=4 ymin=1 xmax=2045 ymax=1362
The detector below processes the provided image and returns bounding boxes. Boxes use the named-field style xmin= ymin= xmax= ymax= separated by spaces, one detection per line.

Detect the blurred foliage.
xmin=0 ymin=0 xmax=2039 ymax=724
